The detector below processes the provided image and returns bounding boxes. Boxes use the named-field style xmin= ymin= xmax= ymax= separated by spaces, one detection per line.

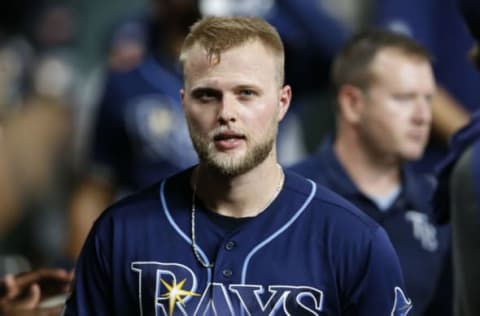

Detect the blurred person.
xmin=0 ymin=97 xmax=71 ymax=240
xmin=65 ymin=0 xmax=201 ymax=262
xmin=0 ymin=4 xmax=76 ymax=315
xmin=434 ymin=0 xmax=480 ymax=314
xmin=375 ymin=0 xmax=475 ymax=174
xmin=291 ymin=29 xmax=451 ymax=315
xmin=0 ymin=82 xmax=75 ymax=315
xmin=0 ymin=0 xmax=80 ymax=269
xmin=0 ymin=100 xmax=73 ymax=311
xmin=64 ymin=16 xmax=410 ymax=315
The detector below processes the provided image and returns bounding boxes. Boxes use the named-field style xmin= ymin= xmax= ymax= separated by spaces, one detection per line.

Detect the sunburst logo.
xmin=160 ymin=278 xmax=200 ymax=316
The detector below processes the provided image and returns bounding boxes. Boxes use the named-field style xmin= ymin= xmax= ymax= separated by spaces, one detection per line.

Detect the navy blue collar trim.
xmin=319 ymin=138 xmax=430 ymax=213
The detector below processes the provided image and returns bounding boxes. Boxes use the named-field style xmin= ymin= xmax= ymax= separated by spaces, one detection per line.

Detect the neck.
xmin=192 ymin=158 xmax=284 ymax=218
xmin=334 ymin=134 xmax=401 ymax=197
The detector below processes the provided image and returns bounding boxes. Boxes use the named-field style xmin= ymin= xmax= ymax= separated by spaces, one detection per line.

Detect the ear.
xmin=277 ymin=85 xmax=292 ymax=122
xmin=337 ymin=84 xmax=365 ymax=124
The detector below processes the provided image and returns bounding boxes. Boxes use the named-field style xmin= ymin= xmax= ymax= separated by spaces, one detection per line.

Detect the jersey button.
xmin=222 ymin=269 xmax=233 ymax=278
xmin=225 ymin=241 xmax=236 ymax=250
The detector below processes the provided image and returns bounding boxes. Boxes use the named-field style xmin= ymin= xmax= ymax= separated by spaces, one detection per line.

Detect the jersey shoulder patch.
xmin=391 ymin=286 xmax=412 ymax=316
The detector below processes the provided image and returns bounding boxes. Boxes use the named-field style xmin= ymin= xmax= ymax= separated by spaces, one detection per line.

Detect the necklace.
xmin=190 ymin=164 xmax=285 ymax=269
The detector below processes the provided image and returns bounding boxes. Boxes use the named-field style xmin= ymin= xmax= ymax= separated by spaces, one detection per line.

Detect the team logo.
xmin=131 ymin=261 xmax=324 ymax=315
xmin=391 ymin=287 xmax=412 ymax=316
xmin=126 ymin=95 xmax=197 ymax=167
xmin=405 ymin=211 xmax=438 ymax=252
xmin=132 ymin=262 xmax=412 ymax=315
xmin=160 ymin=278 xmax=200 ymax=316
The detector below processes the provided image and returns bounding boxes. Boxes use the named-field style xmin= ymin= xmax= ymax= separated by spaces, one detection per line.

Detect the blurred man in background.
xmin=292 ymin=29 xmax=452 ymax=315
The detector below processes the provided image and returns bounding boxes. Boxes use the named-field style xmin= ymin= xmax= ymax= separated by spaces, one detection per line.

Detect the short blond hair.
xmin=179 ymin=16 xmax=285 ymax=85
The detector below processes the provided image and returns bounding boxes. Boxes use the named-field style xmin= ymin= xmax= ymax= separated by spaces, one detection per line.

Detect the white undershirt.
xmin=368 ymin=186 xmax=401 ymax=212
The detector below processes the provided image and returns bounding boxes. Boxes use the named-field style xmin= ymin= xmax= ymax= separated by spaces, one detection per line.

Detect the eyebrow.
xmin=235 ymin=84 xmax=260 ymax=91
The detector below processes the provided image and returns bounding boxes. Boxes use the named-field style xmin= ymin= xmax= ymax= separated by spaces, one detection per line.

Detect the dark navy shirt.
xmin=291 ymin=139 xmax=451 ymax=316
xmin=90 ymin=55 xmax=197 ymax=190
xmin=64 ymin=169 xmax=411 ymax=315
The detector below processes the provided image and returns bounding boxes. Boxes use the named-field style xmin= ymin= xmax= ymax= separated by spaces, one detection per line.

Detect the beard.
xmin=189 ymin=123 xmax=277 ymax=177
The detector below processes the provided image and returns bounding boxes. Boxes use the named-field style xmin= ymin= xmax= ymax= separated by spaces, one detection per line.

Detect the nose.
xmin=412 ymin=97 xmax=432 ymax=125
xmin=217 ymin=94 xmax=237 ymax=124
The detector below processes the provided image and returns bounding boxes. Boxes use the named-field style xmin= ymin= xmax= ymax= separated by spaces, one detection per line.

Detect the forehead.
xmin=369 ymin=48 xmax=435 ymax=90
xmin=182 ymin=40 xmax=280 ymax=88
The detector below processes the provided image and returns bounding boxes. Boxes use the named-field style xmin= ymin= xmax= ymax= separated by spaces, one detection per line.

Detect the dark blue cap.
xmin=458 ymin=0 xmax=480 ymax=40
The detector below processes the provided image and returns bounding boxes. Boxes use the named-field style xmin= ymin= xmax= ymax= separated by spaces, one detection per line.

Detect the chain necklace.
xmin=190 ymin=164 xmax=285 ymax=269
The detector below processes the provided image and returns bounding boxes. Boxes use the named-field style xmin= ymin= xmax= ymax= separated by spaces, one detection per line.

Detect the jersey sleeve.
xmin=62 ymin=220 xmax=113 ymax=315
xmin=346 ymin=227 xmax=412 ymax=316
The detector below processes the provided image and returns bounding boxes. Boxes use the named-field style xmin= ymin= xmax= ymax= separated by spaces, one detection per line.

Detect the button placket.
xmin=213 ymin=238 xmax=239 ymax=282
xmin=225 ymin=241 xmax=236 ymax=250
xmin=222 ymin=269 xmax=233 ymax=278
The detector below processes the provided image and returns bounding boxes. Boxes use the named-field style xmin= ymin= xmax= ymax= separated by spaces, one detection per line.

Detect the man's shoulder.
xmin=97 ymin=169 xmax=191 ymax=223
xmin=288 ymin=139 xmax=335 ymax=184
xmin=283 ymin=171 xmax=398 ymax=287
xmin=100 ymin=183 xmax=163 ymax=221
xmin=285 ymin=170 xmax=381 ymax=234
xmin=403 ymin=165 xmax=437 ymax=204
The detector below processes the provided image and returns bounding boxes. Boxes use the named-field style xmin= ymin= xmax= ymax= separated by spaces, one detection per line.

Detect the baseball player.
xmin=291 ymin=30 xmax=451 ymax=315
xmin=64 ymin=17 xmax=411 ymax=315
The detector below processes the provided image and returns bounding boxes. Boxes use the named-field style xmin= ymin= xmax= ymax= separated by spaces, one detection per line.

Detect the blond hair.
xmin=179 ymin=16 xmax=285 ymax=85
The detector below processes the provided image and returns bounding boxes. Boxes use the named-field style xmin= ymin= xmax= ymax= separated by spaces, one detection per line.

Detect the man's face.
xmin=357 ymin=48 xmax=435 ymax=162
xmin=181 ymin=40 xmax=291 ymax=176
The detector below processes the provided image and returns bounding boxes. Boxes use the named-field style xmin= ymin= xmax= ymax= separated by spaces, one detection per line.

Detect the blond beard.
xmin=189 ymin=122 xmax=278 ymax=177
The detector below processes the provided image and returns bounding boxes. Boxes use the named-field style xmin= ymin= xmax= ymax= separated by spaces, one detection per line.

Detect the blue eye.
xmin=238 ymin=88 xmax=260 ymax=100
xmin=240 ymin=89 xmax=254 ymax=96
xmin=392 ymin=93 xmax=414 ymax=101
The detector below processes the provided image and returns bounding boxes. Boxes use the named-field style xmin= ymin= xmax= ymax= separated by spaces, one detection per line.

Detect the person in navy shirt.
xmin=291 ymin=29 xmax=451 ymax=315
xmin=64 ymin=0 xmax=200 ymax=262
xmin=434 ymin=0 xmax=480 ymax=314
xmin=63 ymin=16 xmax=411 ymax=315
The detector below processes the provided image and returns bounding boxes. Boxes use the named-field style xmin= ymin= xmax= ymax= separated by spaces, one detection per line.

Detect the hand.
xmin=0 ymin=268 xmax=73 ymax=315
xmin=1 ymin=305 xmax=63 ymax=316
